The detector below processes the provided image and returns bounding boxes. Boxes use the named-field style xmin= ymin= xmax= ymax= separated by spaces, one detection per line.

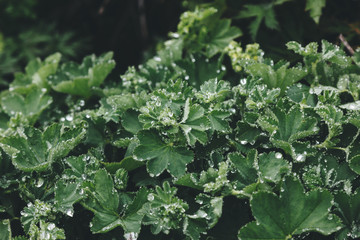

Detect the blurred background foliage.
xmin=1 ymin=0 xmax=360 ymax=88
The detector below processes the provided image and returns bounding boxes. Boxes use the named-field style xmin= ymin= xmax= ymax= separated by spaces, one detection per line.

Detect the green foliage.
xmin=1 ymin=2 xmax=360 ymax=240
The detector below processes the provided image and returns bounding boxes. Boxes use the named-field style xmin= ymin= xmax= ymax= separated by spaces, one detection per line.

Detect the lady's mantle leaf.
xmin=238 ymin=176 xmax=343 ymax=239
xmin=334 ymin=190 xmax=360 ymax=239
xmin=0 ymin=219 xmax=11 ymax=240
xmin=48 ymin=52 xmax=115 ymax=98
xmin=133 ymin=130 xmax=194 ymax=177
xmin=0 ymin=123 xmax=86 ymax=172
xmin=1 ymin=87 xmax=52 ymax=124
xmin=305 ymin=0 xmax=326 ymax=24
xmin=180 ymin=99 xmax=210 ymax=146
xmin=55 ymin=180 xmax=83 ymax=215
xmin=258 ymin=105 xmax=318 ymax=160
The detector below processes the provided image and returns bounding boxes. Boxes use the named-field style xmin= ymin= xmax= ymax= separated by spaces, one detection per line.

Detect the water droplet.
xmin=147 ymin=193 xmax=154 ymax=201
xmin=47 ymin=223 xmax=56 ymax=231
xmin=65 ymin=115 xmax=73 ymax=121
xmin=275 ymin=152 xmax=282 ymax=159
xmin=124 ymin=232 xmax=139 ymax=240
xmin=240 ymin=79 xmax=247 ymax=85
xmin=295 ymin=154 xmax=306 ymax=162
xmin=65 ymin=208 xmax=74 ymax=217
xmin=185 ymin=75 xmax=189 ymax=80
xmin=240 ymin=140 xmax=248 ymax=145
xmin=36 ymin=178 xmax=44 ymax=188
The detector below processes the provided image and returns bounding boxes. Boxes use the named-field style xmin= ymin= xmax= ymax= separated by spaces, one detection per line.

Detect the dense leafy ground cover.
xmin=1 ymin=1 xmax=360 ymax=240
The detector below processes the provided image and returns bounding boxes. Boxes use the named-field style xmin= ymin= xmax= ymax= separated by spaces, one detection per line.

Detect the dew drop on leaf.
xmin=36 ymin=178 xmax=44 ymax=188
xmin=295 ymin=154 xmax=306 ymax=162
xmin=47 ymin=223 xmax=56 ymax=231
xmin=66 ymin=208 xmax=74 ymax=217
xmin=275 ymin=152 xmax=282 ymax=159
xmin=65 ymin=115 xmax=73 ymax=121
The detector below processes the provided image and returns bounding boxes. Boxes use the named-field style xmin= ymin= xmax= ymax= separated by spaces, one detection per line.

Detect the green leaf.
xmin=180 ymin=99 xmax=210 ymax=146
xmin=1 ymin=87 xmax=52 ymax=124
xmin=257 ymin=152 xmax=290 ymax=183
xmin=133 ymin=130 xmax=194 ymax=177
xmin=245 ymin=85 xmax=280 ymax=110
xmin=239 ymin=176 xmax=343 ymax=239
xmin=143 ymin=181 xmax=188 ymax=235
xmin=228 ymin=150 xmax=258 ymax=189
xmin=89 ymin=169 xmax=121 ymax=233
xmin=49 ymin=52 xmax=115 ymax=98
xmin=238 ymin=4 xmax=279 ymax=40
xmin=121 ymin=109 xmax=143 ymax=134
xmin=339 ymin=101 xmax=360 ymax=111
xmin=10 ymin=53 xmax=62 ymax=91
xmin=121 ymin=188 xmax=148 ymax=233
xmin=205 ymin=19 xmax=242 ymax=57
xmin=184 ymin=194 xmax=223 ymax=240
xmin=349 ymin=155 xmax=360 ymax=175
xmin=196 ymin=78 xmax=231 ymax=104
xmin=55 ymin=180 xmax=83 ymax=215
xmin=0 ymin=220 xmax=11 ymax=240
xmin=1 ymin=124 xmax=86 ymax=172
xmin=306 ymin=0 xmax=326 ymax=24
xmin=315 ymin=105 xmax=344 ymax=148
xmin=208 ymin=110 xmax=231 ymax=133
xmin=246 ymin=62 xmax=307 ymax=95
xmin=258 ymin=105 xmax=318 ymax=159
xmin=321 ymin=40 xmax=351 ymax=67
xmin=334 ymin=190 xmax=360 ymax=239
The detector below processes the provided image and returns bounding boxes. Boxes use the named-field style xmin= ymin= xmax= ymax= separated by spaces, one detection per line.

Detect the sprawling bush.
xmin=1 ymin=1 xmax=360 ymax=239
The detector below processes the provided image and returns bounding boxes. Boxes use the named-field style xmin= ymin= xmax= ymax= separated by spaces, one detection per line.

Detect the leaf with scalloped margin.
xmin=133 ymin=130 xmax=194 ymax=177
xmin=238 ymin=176 xmax=343 ymax=239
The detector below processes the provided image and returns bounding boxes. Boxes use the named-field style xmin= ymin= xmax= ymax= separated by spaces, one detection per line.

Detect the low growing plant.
xmin=1 ymin=5 xmax=360 ymax=240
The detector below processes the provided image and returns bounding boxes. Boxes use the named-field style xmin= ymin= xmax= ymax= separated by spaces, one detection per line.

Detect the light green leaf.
xmin=1 ymin=87 xmax=52 ymax=124
xmin=180 ymin=99 xmax=210 ymax=146
xmin=196 ymin=78 xmax=231 ymax=104
xmin=205 ymin=19 xmax=242 ymax=57
xmin=133 ymin=130 xmax=194 ymax=177
xmin=121 ymin=109 xmax=143 ymax=134
xmin=339 ymin=101 xmax=360 ymax=111
xmin=0 ymin=220 xmax=11 ymax=240
xmin=246 ymin=62 xmax=307 ymax=95
xmin=258 ymin=105 xmax=318 ymax=159
xmin=239 ymin=176 xmax=343 ymax=239
xmin=55 ymin=180 xmax=83 ymax=214
xmin=1 ymin=124 xmax=86 ymax=172
xmin=306 ymin=0 xmax=326 ymax=24
xmin=321 ymin=40 xmax=351 ymax=67
xmin=10 ymin=52 xmax=61 ymax=91
xmin=143 ymin=182 xmax=188 ymax=235
xmin=49 ymin=52 xmax=115 ymax=98
xmin=208 ymin=110 xmax=231 ymax=133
